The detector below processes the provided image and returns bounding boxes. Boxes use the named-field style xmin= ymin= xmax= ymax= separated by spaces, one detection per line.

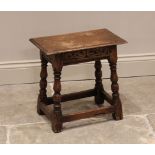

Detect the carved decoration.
xmin=62 ymin=47 xmax=110 ymax=65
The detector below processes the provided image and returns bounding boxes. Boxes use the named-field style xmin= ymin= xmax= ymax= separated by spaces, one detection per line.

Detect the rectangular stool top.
xmin=30 ymin=28 xmax=127 ymax=55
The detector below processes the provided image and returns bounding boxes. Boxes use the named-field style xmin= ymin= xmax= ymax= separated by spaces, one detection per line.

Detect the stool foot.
xmin=52 ymin=110 xmax=63 ymax=133
xmin=112 ymin=98 xmax=123 ymax=120
xmin=37 ymin=108 xmax=44 ymax=115
xmin=112 ymin=112 xmax=123 ymax=120
xmin=94 ymin=94 xmax=104 ymax=105
xmin=37 ymin=96 xmax=44 ymax=115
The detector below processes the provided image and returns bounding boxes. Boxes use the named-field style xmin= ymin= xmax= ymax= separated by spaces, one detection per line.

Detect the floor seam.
xmin=6 ymin=126 xmax=11 ymax=144
xmin=1 ymin=74 xmax=155 ymax=87
xmin=3 ymin=122 xmax=49 ymax=144
xmin=143 ymin=116 xmax=155 ymax=138
xmin=133 ymin=115 xmax=155 ymax=138
xmin=124 ymin=113 xmax=155 ymax=118
xmin=0 ymin=113 xmax=155 ymax=128
xmin=124 ymin=114 xmax=155 ymax=140
xmin=0 ymin=121 xmax=48 ymax=128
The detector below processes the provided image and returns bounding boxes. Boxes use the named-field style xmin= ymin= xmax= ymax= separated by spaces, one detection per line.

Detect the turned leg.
xmin=108 ymin=46 xmax=123 ymax=120
xmin=51 ymin=55 xmax=63 ymax=133
xmin=94 ymin=60 xmax=104 ymax=105
xmin=37 ymin=51 xmax=48 ymax=115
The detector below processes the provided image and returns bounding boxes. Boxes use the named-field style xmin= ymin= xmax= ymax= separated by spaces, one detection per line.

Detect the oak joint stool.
xmin=30 ymin=28 xmax=127 ymax=133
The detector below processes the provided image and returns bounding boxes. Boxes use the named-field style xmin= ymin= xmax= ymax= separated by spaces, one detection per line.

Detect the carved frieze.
xmin=62 ymin=47 xmax=111 ymax=65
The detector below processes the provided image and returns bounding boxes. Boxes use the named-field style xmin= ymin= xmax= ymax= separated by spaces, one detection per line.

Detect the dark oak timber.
xmin=108 ymin=46 xmax=123 ymax=120
xmin=102 ymin=90 xmax=112 ymax=105
xmin=37 ymin=52 xmax=48 ymax=115
xmin=63 ymin=106 xmax=115 ymax=122
xmin=47 ymin=89 xmax=95 ymax=104
xmin=51 ymin=55 xmax=63 ymax=133
xmin=30 ymin=28 xmax=127 ymax=133
xmin=94 ymin=60 xmax=104 ymax=105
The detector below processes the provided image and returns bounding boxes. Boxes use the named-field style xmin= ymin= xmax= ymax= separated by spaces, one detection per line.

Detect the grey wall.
xmin=0 ymin=11 xmax=155 ymax=62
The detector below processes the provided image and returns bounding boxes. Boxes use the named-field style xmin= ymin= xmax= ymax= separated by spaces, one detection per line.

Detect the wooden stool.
xmin=30 ymin=29 xmax=127 ymax=133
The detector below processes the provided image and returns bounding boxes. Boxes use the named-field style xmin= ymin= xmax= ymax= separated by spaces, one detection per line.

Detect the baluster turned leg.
xmin=94 ymin=60 xmax=104 ymax=105
xmin=37 ymin=51 xmax=48 ymax=115
xmin=108 ymin=46 xmax=123 ymax=120
xmin=51 ymin=55 xmax=63 ymax=133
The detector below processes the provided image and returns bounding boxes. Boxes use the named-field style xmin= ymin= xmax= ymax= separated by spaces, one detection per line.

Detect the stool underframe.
xmin=37 ymin=45 xmax=123 ymax=133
